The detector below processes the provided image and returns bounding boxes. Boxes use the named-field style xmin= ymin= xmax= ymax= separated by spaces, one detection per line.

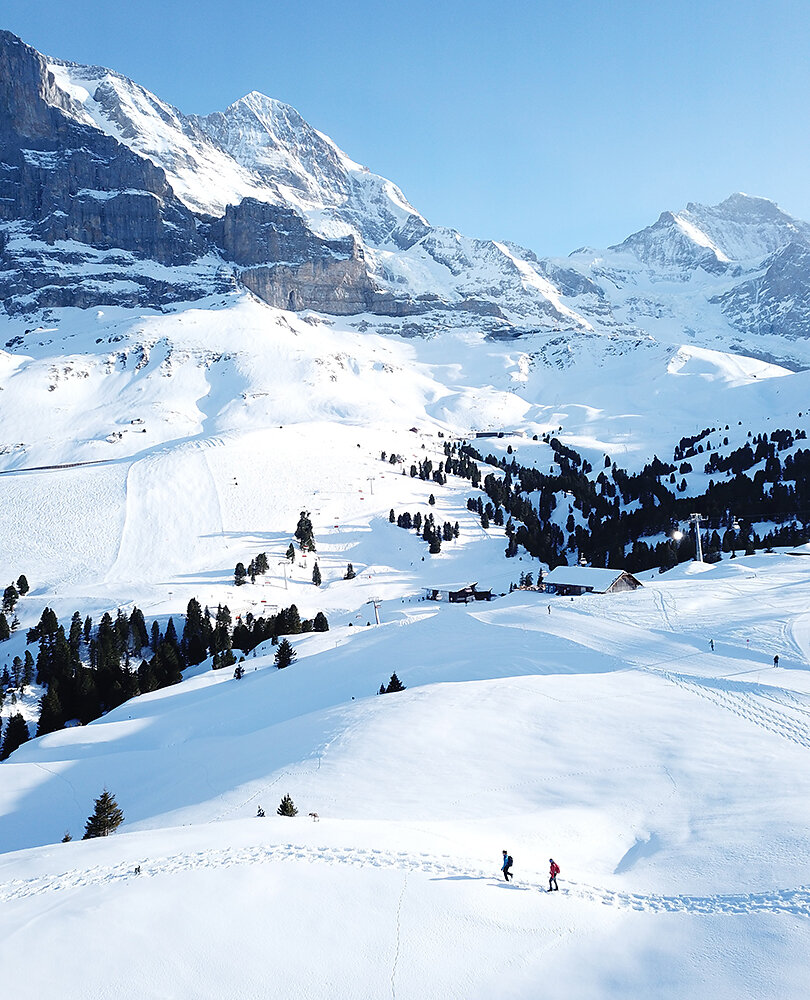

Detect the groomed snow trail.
xmin=1 ymin=843 xmax=808 ymax=918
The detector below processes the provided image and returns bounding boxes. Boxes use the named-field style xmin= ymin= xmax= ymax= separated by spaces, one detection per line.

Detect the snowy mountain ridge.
xmin=2 ymin=29 xmax=810 ymax=358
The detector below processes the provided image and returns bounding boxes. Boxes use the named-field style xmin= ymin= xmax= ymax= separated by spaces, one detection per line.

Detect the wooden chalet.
xmin=543 ymin=565 xmax=642 ymax=597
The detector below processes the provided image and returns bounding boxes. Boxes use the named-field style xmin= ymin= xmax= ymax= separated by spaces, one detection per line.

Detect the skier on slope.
xmin=501 ymin=850 xmax=514 ymax=882
xmin=548 ymin=858 xmax=560 ymax=891
xmin=773 ymin=654 xmax=780 ymax=667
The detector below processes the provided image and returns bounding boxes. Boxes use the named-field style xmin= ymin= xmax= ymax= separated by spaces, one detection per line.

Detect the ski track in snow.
xmin=0 ymin=843 xmax=807 ymax=918
xmin=645 ymin=668 xmax=810 ymax=751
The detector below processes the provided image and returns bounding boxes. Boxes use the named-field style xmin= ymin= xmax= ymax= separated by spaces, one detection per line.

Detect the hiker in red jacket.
xmin=548 ymin=858 xmax=560 ymax=891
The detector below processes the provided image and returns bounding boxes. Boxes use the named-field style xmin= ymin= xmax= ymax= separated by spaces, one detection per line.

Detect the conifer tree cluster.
xmin=28 ymin=604 xmax=185 ymax=735
xmin=439 ymin=422 xmax=810 ymax=574
xmin=389 ymin=509 xmax=459 ymax=555
xmin=6 ymin=588 xmax=332 ymax=743
xmin=378 ymin=672 xmax=405 ymax=694
xmin=234 ymin=551 xmax=270 ymax=586
xmin=231 ymin=603 xmax=329 ymax=655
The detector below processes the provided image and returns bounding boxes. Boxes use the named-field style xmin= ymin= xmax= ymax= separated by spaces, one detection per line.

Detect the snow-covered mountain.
xmin=564 ymin=193 xmax=810 ymax=364
xmin=4 ymin=28 xmax=810 ymax=360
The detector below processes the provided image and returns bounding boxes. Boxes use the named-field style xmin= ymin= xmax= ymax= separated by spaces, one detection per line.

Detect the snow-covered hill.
xmin=1 ymin=537 xmax=809 ymax=998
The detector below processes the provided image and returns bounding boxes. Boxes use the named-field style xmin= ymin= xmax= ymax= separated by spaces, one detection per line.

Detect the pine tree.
xmin=277 ymin=793 xmax=298 ymax=817
xmin=182 ymin=598 xmax=208 ymax=666
xmin=313 ymin=612 xmax=329 ymax=632
xmin=294 ymin=511 xmax=316 ymax=552
xmin=130 ymin=607 xmax=149 ymax=651
xmin=2 ymin=584 xmax=18 ymax=614
xmin=37 ymin=687 xmax=65 ymax=736
xmin=274 ymin=638 xmax=296 ymax=669
xmin=16 ymin=574 xmax=29 ymax=596
xmin=389 ymin=508 xmax=396 ymax=523
xmin=234 ymin=562 xmax=247 ymax=586
xmin=344 ymin=563 xmax=356 ymax=580
xmin=23 ymin=650 xmax=34 ymax=687
xmin=286 ymin=543 xmax=296 ymax=562
xmin=0 ymin=712 xmax=30 ymax=760
xmin=254 ymin=552 xmax=269 ymax=575
xmin=0 ymin=612 xmax=9 ymax=642
xmin=82 ymin=789 xmax=124 ymax=839
xmin=83 ymin=615 xmax=93 ymax=644
xmin=164 ymin=617 xmax=180 ymax=653
xmin=69 ymin=611 xmax=83 ymax=655
xmin=312 ymin=562 xmax=322 ymax=586
xmin=385 ymin=672 xmax=406 ymax=693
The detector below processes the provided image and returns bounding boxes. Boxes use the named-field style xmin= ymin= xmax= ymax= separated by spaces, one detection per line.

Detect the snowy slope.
xmin=1 ymin=299 xmax=810 ymax=998
xmin=1 ymin=552 xmax=809 ymax=999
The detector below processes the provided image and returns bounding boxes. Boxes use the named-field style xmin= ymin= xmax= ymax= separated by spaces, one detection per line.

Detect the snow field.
xmin=1 ymin=546 xmax=810 ymax=995
xmin=2 ymin=297 xmax=810 ymax=996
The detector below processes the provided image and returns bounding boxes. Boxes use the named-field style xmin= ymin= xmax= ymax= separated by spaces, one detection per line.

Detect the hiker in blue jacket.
xmin=501 ymin=850 xmax=514 ymax=881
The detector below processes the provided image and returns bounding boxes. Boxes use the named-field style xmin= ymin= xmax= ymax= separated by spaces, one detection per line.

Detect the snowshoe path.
xmin=0 ymin=843 xmax=807 ymax=918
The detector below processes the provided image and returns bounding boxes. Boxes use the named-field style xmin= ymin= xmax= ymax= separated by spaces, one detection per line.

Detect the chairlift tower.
xmin=366 ymin=597 xmax=382 ymax=626
xmin=689 ymin=512 xmax=706 ymax=563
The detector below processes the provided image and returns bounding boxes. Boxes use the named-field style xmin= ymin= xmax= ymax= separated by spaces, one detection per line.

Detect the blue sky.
xmin=4 ymin=0 xmax=809 ymax=255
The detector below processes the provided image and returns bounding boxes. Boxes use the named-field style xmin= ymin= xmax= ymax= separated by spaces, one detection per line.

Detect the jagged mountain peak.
xmin=608 ymin=193 xmax=810 ymax=276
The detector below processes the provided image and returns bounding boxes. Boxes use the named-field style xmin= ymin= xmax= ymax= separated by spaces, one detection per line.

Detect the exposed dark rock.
xmin=212 ymin=199 xmax=355 ymax=268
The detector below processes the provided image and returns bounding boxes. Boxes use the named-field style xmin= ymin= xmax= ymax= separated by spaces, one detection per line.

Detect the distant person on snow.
xmin=548 ymin=858 xmax=560 ymax=891
xmin=773 ymin=654 xmax=780 ymax=667
xmin=709 ymin=639 xmax=714 ymax=651
xmin=501 ymin=850 xmax=514 ymax=882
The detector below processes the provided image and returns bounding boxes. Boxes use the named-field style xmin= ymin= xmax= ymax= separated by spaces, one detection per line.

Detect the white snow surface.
xmin=1 ymin=293 xmax=810 ymax=996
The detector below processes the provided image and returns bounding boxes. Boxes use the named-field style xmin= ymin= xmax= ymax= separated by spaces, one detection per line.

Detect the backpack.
xmin=506 ymin=855 xmax=513 ymax=868
xmin=551 ymin=862 xmax=560 ymax=876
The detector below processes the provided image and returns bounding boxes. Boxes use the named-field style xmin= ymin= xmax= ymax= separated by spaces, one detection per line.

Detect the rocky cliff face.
xmin=1 ymin=31 xmax=620 ymax=332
